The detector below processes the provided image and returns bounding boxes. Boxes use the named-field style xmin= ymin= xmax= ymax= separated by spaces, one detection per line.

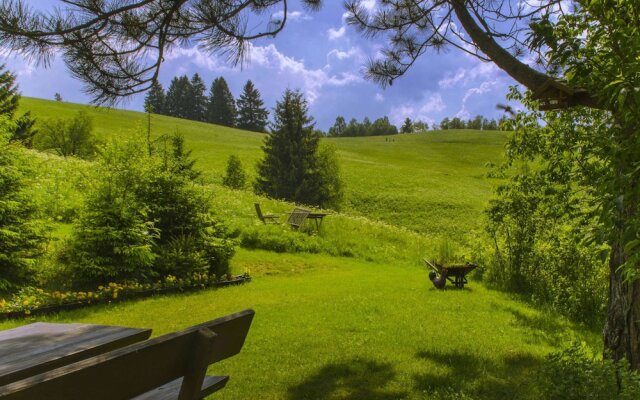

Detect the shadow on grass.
xmin=491 ymin=303 xmax=578 ymax=346
xmin=287 ymin=359 xmax=408 ymax=400
xmin=413 ymin=349 xmax=543 ymax=399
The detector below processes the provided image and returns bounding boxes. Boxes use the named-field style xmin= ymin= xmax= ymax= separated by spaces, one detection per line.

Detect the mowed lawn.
xmin=0 ymin=250 xmax=599 ymax=400
xmin=20 ymin=97 xmax=506 ymax=240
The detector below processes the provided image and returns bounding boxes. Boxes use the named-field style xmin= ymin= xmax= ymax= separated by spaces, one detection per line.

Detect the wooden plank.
xmin=0 ymin=323 xmax=151 ymax=386
xmin=132 ymin=375 xmax=228 ymax=400
xmin=0 ymin=309 xmax=254 ymax=400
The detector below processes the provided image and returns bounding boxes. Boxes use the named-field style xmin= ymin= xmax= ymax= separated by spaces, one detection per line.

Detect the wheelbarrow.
xmin=423 ymin=259 xmax=478 ymax=289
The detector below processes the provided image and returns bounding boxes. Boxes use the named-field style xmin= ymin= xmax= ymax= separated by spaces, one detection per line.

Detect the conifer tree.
xmin=165 ymin=76 xmax=191 ymax=119
xmin=144 ymin=81 xmax=166 ymax=115
xmin=236 ymin=80 xmax=269 ymax=132
xmin=222 ymin=155 xmax=246 ymax=189
xmin=255 ymin=89 xmax=339 ymax=207
xmin=401 ymin=118 xmax=413 ymax=133
xmin=0 ymin=64 xmax=37 ymax=146
xmin=189 ymin=74 xmax=208 ymax=122
xmin=207 ymin=77 xmax=236 ymax=127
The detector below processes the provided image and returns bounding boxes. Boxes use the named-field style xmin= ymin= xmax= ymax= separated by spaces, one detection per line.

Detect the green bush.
xmin=62 ymin=137 xmax=158 ymax=288
xmin=222 ymin=154 xmax=246 ymax=189
xmin=0 ymin=118 xmax=46 ymax=293
xmin=540 ymin=343 xmax=640 ymax=399
xmin=63 ymin=134 xmax=235 ymax=288
xmin=34 ymin=111 xmax=98 ymax=159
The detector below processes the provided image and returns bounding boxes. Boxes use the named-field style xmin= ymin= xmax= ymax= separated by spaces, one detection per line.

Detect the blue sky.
xmin=1 ymin=1 xmax=517 ymax=131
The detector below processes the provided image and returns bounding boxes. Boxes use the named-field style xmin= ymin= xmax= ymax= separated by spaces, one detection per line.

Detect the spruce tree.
xmin=188 ymin=73 xmax=208 ymax=122
xmin=207 ymin=77 xmax=236 ymax=127
xmin=144 ymin=81 xmax=166 ymax=115
xmin=165 ymin=76 xmax=192 ymax=119
xmin=0 ymin=65 xmax=37 ymax=146
xmin=401 ymin=118 xmax=413 ymax=133
xmin=236 ymin=80 xmax=268 ymax=132
xmin=255 ymin=89 xmax=326 ymax=206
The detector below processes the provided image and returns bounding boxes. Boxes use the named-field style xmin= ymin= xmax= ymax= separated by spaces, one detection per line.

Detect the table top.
xmin=0 ymin=322 xmax=151 ymax=386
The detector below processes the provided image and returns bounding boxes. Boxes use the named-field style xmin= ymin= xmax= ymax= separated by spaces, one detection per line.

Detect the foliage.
xmin=255 ymin=89 xmax=341 ymax=208
xmin=189 ymin=73 xmax=208 ymax=122
xmin=165 ymin=76 xmax=192 ymax=119
xmin=222 ymin=155 xmax=246 ymax=189
xmin=400 ymin=118 xmax=413 ymax=133
xmin=207 ymin=77 xmax=236 ymax=127
xmin=540 ymin=342 xmax=640 ymax=399
xmin=330 ymin=115 xmax=398 ymax=137
xmin=328 ymin=116 xmax=346 ymax=137
xmin=485 ymin=89 xmax=610 ymax=325
xmin=0 ymin=271 xmax=249 ymax=315
xmin=62 ymin=132 xmax=235 ymax=289
xmin=62 ymin=137 xmax=158 ymax=289
xmin=236 ymin=80 xmax=269 ymax=133
xmin=143 ymin=81 xmax=165 ymax=114
xmin=34 ymin=111 xmax=98 ymax=158
xmin=0 ymin=118 xmax=46 ymax=293
xmin=0 ymin=64 xmax=37 ymax=146
xmin=316 ymin=142 xmax=344 ymax=210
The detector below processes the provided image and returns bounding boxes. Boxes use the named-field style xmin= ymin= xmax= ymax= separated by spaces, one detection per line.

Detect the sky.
xmin=0 ymin=1 xmax=518 ymax=131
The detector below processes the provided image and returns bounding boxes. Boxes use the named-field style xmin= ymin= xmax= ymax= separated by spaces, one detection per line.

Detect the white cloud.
xmin=389 ymin=93 xmax=445 ymax=125
xmin=455 ymin=80 xmax=500 ymax=119
xmin=327 ymin=47 xmax=364 ymax=62
xmin=271 ymin=10 xmax=312 ymax=22
xmin=246 ymin=44 xmax=362 ymax=103
xmin=438 ymin=62 xmax=499 ymax=88
xmin=328 ymin=26 xmax=346 ymax=41
xmin=375 ymin=93 xmax=384 ymax=102
xmin=164 ymin=47 xmax=231 ymax=72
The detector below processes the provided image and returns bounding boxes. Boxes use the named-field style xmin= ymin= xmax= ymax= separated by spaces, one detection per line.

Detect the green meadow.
xmin=2 ymin=98 xmax=601 ymax=399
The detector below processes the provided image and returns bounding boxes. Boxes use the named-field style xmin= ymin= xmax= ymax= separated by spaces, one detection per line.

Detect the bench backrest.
xmin=0 ymin=309 xmax=255 ymax=400
xmin=287 ymin=207 xmax=310 ymax=228
xmin=254 ymin=203 xmax=266 ymax=221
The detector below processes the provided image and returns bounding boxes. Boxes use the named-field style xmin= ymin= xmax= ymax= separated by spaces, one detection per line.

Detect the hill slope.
xmin=21 ymin=97 xmax=507 ymax=240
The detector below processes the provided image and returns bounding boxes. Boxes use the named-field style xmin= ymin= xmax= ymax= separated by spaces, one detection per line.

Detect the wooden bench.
xmin=254 ymin=203 xmax=279 ymax=224
xmin=0 ymin=309 xmax=255 ymax=400
xmin=287 ymin=207 xmax=310 ymax=230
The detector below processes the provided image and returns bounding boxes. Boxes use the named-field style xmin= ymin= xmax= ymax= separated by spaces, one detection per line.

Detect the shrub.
xmin=63 ymin=133 xmax=235 ymax=288
xmin=540 ymin=343 xmax=640 ymax=399
xmin=63 ymin=137 xmax=158 ymax=288
xmin=34 ymin=111 xmax=98 ymax=158
xmin=222 ymin=155 xmax=246 ymax=189
xmin=0 ymin=118 xmax=46 ymax=293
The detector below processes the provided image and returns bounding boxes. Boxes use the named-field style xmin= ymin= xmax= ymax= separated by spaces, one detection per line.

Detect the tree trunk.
xmin=604 ymin=239 xmax=640 ymax=369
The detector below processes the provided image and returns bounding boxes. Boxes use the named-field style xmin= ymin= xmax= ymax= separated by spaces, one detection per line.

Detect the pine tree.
xmin=222 ymin=155 xmax=246 ymax=189
xmin=189 ymin=74 xmax=208 ymax=122
xmin=0 ymin=64 xmax=37 ymax=146
xmin=255 ymin=89 xmax=330 ymax=206
xmin=144 ymin=81 xmax=166 ymax=115
xmin=165 ymin=76 xmax=192 ymax=119
xmin=236 ymin=80 xmax=269 ymax=132
xmin=207 ymin=77 xmax=236 ymax=127
xmin=401 ymin=118 xmax=413 ymax=133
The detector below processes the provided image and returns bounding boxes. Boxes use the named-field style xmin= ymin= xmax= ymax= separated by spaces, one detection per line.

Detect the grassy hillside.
xmin=21 ymin=97 xmax=506 ymax=240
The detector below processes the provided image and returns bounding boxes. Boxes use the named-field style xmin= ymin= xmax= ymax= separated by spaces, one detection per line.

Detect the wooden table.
xmin=0 ymin=322 xmax=151 ymax=386
xmin=306 ymin=212 xmax=328 ymax=230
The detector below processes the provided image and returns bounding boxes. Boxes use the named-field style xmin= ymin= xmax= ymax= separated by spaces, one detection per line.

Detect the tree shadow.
xmin=413 ymin=349 xmax=543 ymax=399
xmin=490 ymin=303 xmax=577 ymax=346
xmin=287 ymin=358 xmax=408 ymax=400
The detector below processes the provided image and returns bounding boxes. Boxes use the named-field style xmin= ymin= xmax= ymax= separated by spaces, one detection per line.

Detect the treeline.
xmin=144 ymin=75 xmax=269 ymax=133
xmin=438 ymin=115 xmax=506 ymax=131
xmin=327 ymin=116 xmax=398 ymax=137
